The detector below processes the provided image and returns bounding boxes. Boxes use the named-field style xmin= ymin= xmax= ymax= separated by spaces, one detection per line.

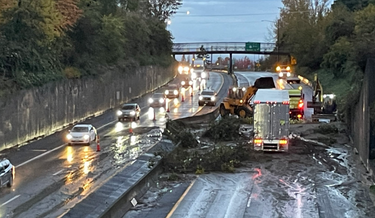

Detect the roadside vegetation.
xmin=258 ymin=0 xmax=375 ymax=147
xmin=0 ymin=0 xmax=182 ymax=97
xmin=162 ymin=118 xmax=251 ymax=174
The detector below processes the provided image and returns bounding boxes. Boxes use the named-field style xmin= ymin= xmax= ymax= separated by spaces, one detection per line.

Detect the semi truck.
xmin=191 ymin=58 xmax=208 ymax=81
xmin=252 ymin=89 xmax=290 ymax=152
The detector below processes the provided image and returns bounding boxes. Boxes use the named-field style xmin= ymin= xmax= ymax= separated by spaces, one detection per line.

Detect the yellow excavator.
xmin=307 ymin=74 xmax=337 ymax=122
xmin=220 ymin=77 xmax=276 ymax=118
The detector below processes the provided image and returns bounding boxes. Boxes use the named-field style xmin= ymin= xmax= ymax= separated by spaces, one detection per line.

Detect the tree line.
xmin=259 ymin=0 xmax=375 ymax=111
xmin=0 ymin=0 xmax=182 ymax=95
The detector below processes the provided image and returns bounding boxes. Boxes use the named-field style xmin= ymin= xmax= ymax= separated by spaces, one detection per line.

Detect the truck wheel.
xmin=220 ymin=104 xmax=229 ymax=117
xmin=7 ymin=175 xmax=13 ymax=187
xmin=236 ymin=107 xmax=251 ymax=118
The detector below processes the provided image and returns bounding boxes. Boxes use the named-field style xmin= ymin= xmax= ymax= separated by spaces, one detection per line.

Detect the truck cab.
xmin=191 ymin=58 xmax=208 ymax=81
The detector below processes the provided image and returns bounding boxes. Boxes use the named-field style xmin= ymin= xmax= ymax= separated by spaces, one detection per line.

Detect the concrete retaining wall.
xmin=0 ymin=66 xmax=174 ymax=151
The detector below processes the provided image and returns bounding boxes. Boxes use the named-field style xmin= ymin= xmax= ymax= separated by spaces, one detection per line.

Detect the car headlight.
xmin=117 ymin=110 xmax=122 ymax=116
xmin=201 ymin=72 xmax=207 ymax=78
xmin=159 ymin=98 xmax=164 ymax=103
xmin=181 ymin=81 xmax=186 ymax=85
xmin=66 ymin=134 xmax=72 ymax=140
xmin=178 ymin=66 xmax=183 ymax=73
xmin=148 ymin=98 xmax=154 ymax=103
xmin=279 ymin=72 xmax=283 ymax=77
xmin=211 ymin=96 xmax=216 ymax=101
xmin=165 ymin=90 xmax=169 ymax=95
xmin=190 ymin=69 xmax=194 ymax=73
xmin=130 ymin=111 xmax=135 ymax=115
xmin=189 ymin=81 xmax=193 ymax=85
xmin=192 ymin=73 xmax=196 ymax=79
xmin=83 ymin=135 xmax=90 ymax=140
xmin=184 ymin=66 xmax=189 ymax=72
xmin=199 ymin=96 xmax=203 ymax=100
xmin=173 ymin=90 xmax=178 ymax=95
xmin=287 ymin=72 xmax=291 ymax=77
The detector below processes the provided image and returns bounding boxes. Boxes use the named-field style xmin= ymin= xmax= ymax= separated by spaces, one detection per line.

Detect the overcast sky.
xmin=167 ymin=0 xmax=285 ymax=43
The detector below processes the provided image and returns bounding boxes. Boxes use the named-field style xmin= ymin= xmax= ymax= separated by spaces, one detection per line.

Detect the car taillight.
xmin=279 ymin=138 xmax=288 ymax=145
xmin=298 ymin=100 xmax=304 ymax=109
xmin=254 ymin=138 xmax=263 ymax=144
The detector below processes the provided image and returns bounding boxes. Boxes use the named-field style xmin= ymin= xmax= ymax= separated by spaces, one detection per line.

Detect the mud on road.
xmin=125 ymin=122 xmax=375 ymax=218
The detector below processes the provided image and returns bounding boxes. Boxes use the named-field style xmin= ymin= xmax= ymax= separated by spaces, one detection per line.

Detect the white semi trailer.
xmin=252 ymin=89 xmax=290 ymax=152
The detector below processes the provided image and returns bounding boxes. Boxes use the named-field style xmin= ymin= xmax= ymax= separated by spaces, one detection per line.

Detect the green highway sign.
xmin=245 ymin=42 xmax=260 ymax=52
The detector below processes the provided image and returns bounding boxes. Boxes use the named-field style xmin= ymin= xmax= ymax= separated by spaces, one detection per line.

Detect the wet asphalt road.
xmin=0 ymin=71 xmax=305 ymax=217
xmin=0 ymin=72 xmax=231 ymax=218
xmin=125 ymin=123 xmax=375 ymax=218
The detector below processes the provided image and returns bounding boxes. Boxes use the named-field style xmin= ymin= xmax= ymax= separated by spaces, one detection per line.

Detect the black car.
xmin=0 ymin=158 xmax=15 ymax=188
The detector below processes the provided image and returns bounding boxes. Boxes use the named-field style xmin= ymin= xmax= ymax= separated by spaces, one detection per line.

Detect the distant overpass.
xmin=172 ymin=42 xmax=291 ymax=74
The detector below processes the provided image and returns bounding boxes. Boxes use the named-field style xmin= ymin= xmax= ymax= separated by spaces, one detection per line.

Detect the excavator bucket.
xmin=253 ymin=77 xmax=276 ymax=89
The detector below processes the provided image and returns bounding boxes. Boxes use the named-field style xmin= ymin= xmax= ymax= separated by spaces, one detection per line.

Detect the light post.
xmin=262 ymin=19 xmax=280 ymax=63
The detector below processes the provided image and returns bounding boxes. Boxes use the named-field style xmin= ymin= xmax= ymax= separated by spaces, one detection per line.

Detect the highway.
xmin=0 ymin=71 xmax=315 ymax=217
xmin=0 ymin=72 xmax=231 ymax=218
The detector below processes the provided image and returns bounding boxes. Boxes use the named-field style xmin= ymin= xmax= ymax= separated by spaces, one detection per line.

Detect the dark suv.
xmin=0 ymin=158 xmax=15 ymax=188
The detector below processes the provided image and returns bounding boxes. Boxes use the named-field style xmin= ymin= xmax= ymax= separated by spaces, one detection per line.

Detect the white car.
xmin=117 ymin=103 xmax=141 ymax=121
xmin=199 ymin=89 xmax=217 ymax=106
xmin=66 ymin=124 xmax=97 ymax=145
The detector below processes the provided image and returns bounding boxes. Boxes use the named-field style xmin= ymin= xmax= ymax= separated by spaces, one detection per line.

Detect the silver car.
xmin=66 ymin=124 xmax=97 ymax=145
xmin=117 ymin=103 xmax=141 ymax=121
xmin=0 ymin=158 xmax=15 ymax=188
xmin=198 ymin=89 xmax=217 ymax=106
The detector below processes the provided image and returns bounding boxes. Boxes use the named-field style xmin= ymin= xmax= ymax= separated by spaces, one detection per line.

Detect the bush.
xmin=178 ymin=130 xmax=198 ymax=148
xmin=314 ymin=124 xmax=339 ymax=134
xmin=204 ymin=116 xmax=241 ymax=141
xmin=63 ymin=67 xmax=81 ymax=79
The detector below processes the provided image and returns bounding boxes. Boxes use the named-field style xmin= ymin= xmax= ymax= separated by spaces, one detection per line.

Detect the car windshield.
xmin=168 ymin=86 xmax=177 ymax=89
xmin=122 ymin=105 xmax=136 ymax=110
xmin=72 ymin=126 xmax=89 ymax=132
xmin=153 ymin=93 xmax=164 ymax=98
xmin=201 ymin=91 xmax=214 ymax=95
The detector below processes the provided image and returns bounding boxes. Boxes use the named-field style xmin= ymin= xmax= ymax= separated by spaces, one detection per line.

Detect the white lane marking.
xmin=97 ymin=120 xmax=116 ymax=130
xmin=16 ymin=144 xmax=66 ymax=168
xmin=32 ymin=149 xmax=47 ymax=152
xmin=52 ymin=169 xmax=64 ymax=176
xmin=1 ymin=195 xmax=20 ymax=207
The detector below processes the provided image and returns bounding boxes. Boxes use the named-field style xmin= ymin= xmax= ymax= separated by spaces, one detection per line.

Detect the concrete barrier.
xmin=61 ymin=106 xmax=220 ymax=218
xmin=0 ymin=66 xmax=175 ymax=151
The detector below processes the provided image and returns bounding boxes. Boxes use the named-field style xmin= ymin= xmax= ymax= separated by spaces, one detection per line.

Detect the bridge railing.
xmin=172 ymin=42 xmax=276 ymax=53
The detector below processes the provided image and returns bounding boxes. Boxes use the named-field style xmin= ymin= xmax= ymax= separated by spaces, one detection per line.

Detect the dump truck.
xmin=288 ymin=87 xmax=304 ymax=120
xmin=252 ymin=89 xmax=290 ymax=152
xmin=307 ymin=74 xmax=337 ymax=122
xmin=219 ymin=77 xmax=275 ymax=118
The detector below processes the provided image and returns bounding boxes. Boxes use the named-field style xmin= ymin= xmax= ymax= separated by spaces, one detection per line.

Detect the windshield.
xmin=122 ymin=105 xmax=135 ymax=110
xmin=72 ymin=126 xmax=89 ymax=132
xmin=153 ymin=93 xmax=164 ymax=98
xmin=201 ymin=91 xmax=214 ymax=95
